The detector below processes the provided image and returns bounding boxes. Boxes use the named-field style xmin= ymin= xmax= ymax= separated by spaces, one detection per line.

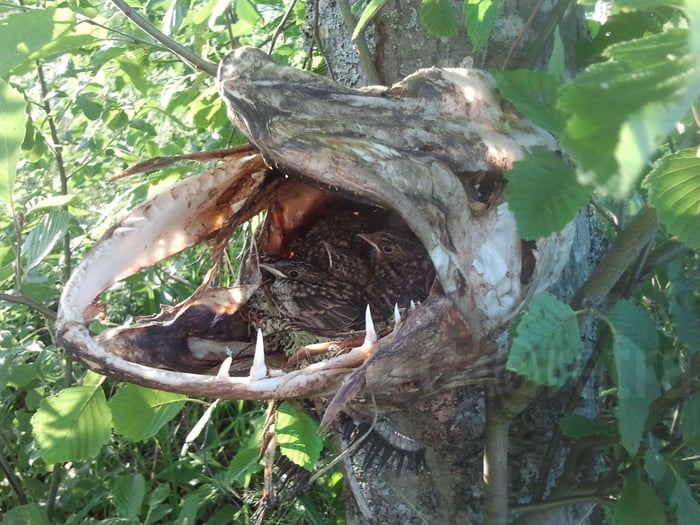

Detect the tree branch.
xmin=572 ymin=206 xmax=658 ymax=309
xmin=0 ymin=293 xmax=57 ymax=321
xmin=109 ymin=0 xmax=217 ymax=76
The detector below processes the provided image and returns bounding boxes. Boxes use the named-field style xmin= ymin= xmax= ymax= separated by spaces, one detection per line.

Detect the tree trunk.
xmin=316 ymin=2 xmax=597 ymax=523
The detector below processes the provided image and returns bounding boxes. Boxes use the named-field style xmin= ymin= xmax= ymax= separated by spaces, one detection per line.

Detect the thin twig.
xmin=524 ymin=0 xmax=574 ymax=69
xmin=0 ymin=449 xmax=28 ymax=505
xmin=109 ymin=0 xmax=217 ymax=76
xmin=502 ymin=0 xmax=547 ymax=69
xmin=268 ymin=0 xmax=299 ymax=55
xmin=0 ymin=293 xmax=57 ymax=320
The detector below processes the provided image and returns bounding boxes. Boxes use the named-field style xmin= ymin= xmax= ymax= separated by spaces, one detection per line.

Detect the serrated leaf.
xmin=113 ymin=473 xmax=146 ymax=520
xmin=492 ymin=71 xmax=566 ymax=134
xmin=0 ymin=79 xmax=26 ymax=206
xmin=681 ymin=392 xmax=700 ymax=448
xmin=109 ymin=384 xmax=186 ymax=441
xmin=613 ymin=334 xmax=660 ymax=455
xmin=506 ymin=293 xmax=582 ymax=386
xmin=672 ymin=479 xmax=700 ymax=525
xmin=505 ymin=147 xmax=591 ymax=239
xmin=31 ymin=385 xmax=112 ymax=463
xmin=559 ymin=413 xmax=613 ymax=437
xmin=667 ymin=261 xmax=700 ymax=351
xmin=612 ymin=481 xmax=665 ymax=525
xmin=609 ymin=299 xmax=660 ymax=358
xmin=353 ymin=0 xmax=389 ymax=41
xmin=420 ymin=0 xmax=459 ymax=38
xmin=464 ymin=0 xmax=499 ymax=52
xmin=21 ymin=208 xmax=72 ymax=271
xmin=643 ymin=148 xmax=700 ymax=249
xmin=559 ymin=29 xmax=700 ymax=198
xmin=276 ymin=401 xmax=322 ymax=469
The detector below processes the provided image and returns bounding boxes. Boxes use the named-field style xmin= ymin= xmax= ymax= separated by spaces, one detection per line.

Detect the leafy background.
xmin=1 ymin=0 xmax=699 ymax=523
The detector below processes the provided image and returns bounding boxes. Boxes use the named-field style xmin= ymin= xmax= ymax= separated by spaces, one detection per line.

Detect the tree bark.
xmin=316 ymin=2 xmax=597 ymax=523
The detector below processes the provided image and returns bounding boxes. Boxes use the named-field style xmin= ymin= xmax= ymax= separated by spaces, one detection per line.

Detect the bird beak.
xmin=356 ymin=233 xmax=380 ymax=252
xmin=259 ymin=263 xmax=287 ymax=278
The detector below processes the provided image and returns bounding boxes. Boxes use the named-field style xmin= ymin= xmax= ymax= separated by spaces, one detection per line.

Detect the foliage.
xmin=1 ymin=0 xmax=699 ymax=524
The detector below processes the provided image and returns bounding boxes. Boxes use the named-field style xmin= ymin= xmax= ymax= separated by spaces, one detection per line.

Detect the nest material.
xmin=56 ymin=47 xmax=574 ymax=411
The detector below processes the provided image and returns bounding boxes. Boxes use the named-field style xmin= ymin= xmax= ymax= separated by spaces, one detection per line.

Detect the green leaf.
xmin=505 ymin=147 xmax=591 ymax=239
xmin=681 ymin=392 xmax=700 ymax=448
xmin=608 ymin=299 xmax=660 ymax=359
xmin=672 ymin=479 xmax=700 ymax=525
xmin=3 ymin=504 xmax=50 ymax=525
xmin=0 ymin=8 xmax=98 ymax=76
xmin=667 ymin=261 xmax=700 ymax=350
xmin=21 ymin=208 xmax=72 ymax=271
xmin=276 ymin=401 xmax=322 ymax=469
xmin=506 ymin=293 xmax=582 ymax=386
xmin=548 ymin=26 xmax=565 ymax=79
xmin=110 ymin=384 xmax=187 ymax=441
xmin=0 ymin=79 xmax=26 ymax=206
xmin=235 ymin=0 xmax=262 ymax=27
xmin=613 ymin=333 xmax=660 ymax=455
xmin=113 ymin=473 xmax=146 ymax=520
xmin=463 ymin=0 xmax=499 ymax=52
xmin=353 ymin=0 xmax=389 ymax=41
xmin=643 ymin=148 xmax=700 ymax=249
xmin=492 ymin=70 xmax=566 ymax=133
xmin=643 ymin=448 xmax=668 ymax=482
xmin=420 ymin=0 xmax=459 ymax=38
xmin=26 ymin=194 xmax=79 ymax=214
xmin=559 ymin=413 xmax=613 ymax=438
xmin=612 ymin=480 xmax=666 ymax=525
xmin=76 ymin=92 xmax=103 ymax=121
xmin=228 ymin=446 xmax=262 ymax=482
xmin=31 ymin=385 xmax=112 ymax=463
xmin=559 ymin=29 xmax=700 ymax=198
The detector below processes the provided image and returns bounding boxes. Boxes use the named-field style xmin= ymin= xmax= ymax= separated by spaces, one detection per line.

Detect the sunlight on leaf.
xmin=643 ymin=148 xmax=700 ymax=250
xmin=31 ymin=385 xmax=112 ymax=463
xmin=0 ymin=79 xmax=26 ymax=206
xmin=109 ymin=384 xmax=187 ymax=441
xmin=276 ymin=401 xmax=322 ymax=469
xmin=464 ymin=0 xmax=499 ymax=52
xmin=559 ymin=29 xmax=700 ymax=199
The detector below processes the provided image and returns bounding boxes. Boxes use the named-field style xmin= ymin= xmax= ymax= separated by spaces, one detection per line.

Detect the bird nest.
xmin=56 ymin=47 xmax=574 ymax=423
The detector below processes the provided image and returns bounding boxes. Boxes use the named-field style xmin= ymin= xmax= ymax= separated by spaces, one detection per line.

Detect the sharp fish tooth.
xmin=364 ymin=305 xmax=377 ymax=345
xmin=249 ymin=329 xmax=268 ymax=381
xmin=216 ymin=356 xmax=233 ymax=380
xmin=394 ymin=303 xmax=401 ymax=325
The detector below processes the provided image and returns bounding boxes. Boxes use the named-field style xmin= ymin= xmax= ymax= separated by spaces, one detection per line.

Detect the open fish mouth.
xmin=56 ymin=46 xmax=574 ymax=421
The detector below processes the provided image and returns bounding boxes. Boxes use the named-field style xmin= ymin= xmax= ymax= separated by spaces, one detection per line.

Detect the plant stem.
xmin=483 ymin=381 xmax=539 ymax=525
xmin=336 ymin=0 xmax=382 ymax=85
xmin=572 ymin=207 xmax=658 ymax=309
xmin=0 ymin=449 xmax=28 ymax=505
xmin=109 ymin=0 xmax=217 ymax=76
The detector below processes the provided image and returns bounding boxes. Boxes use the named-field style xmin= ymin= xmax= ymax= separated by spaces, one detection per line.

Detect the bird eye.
xmin=288 ymin=270 xmax=300 ymax=278
xmin=382 ymin=245 xmax=394 ymax=254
